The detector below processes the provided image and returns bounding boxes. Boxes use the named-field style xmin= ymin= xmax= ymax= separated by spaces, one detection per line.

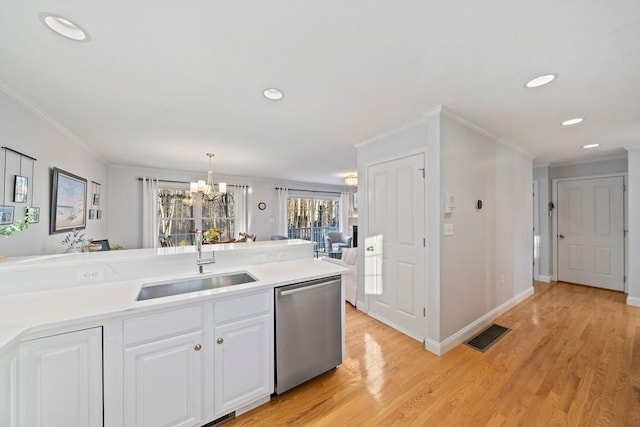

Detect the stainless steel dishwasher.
xmin=274 ymin=275 xmax=342 ymax=394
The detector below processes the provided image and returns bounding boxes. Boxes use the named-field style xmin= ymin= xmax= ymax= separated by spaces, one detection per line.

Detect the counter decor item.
xmin=204 ymin=227 xmax=221 ymax=243
xmin=61 ymin=228 xmax=86 ymax=253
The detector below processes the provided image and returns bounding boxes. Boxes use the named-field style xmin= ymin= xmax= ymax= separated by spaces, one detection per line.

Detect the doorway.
xmin=555 ymin=176 xmax=624 ymax=291
xmin=365 ymin=152 xmax=426 ymax=341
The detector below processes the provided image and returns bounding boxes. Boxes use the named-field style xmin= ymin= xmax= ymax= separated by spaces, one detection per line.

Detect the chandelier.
xmin=190 ymin=153 xmax=226 ymax=199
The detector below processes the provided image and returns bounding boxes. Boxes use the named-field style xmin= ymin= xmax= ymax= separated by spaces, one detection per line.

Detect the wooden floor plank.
xmin=227 ymin=281 xmax=640 ymax=426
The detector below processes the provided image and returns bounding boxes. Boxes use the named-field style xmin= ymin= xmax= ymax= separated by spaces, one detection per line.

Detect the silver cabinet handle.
xmin=216 ymin=338 xmax=224 ymax=345
xmin=194 ymin=344 xmax=202 ymax=351
xmin=366 ymin=246 xmax=375 ymax=251
xmin=559 ymin=234 xmax=565 ymax=239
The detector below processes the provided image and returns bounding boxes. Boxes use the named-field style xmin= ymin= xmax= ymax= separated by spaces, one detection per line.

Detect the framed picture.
xmin=96 ymin=210 xmax=102 ymax=219
xmin=13 ymin=175 xmax=28 ymax=203
xmin=93 ymin=193 xmax=100 ymax=205
xmin=353 ymin=192 xmax=359 ymax=210
xmin=27 ymin=207 xmax=40 ymax=223
xmin=89 ymin=209 xmax=96 ymax=220
xmin=0 ymin=206 xmax=15 ymax=225
xmin=50 ymin=167 xmax=87 ymax=234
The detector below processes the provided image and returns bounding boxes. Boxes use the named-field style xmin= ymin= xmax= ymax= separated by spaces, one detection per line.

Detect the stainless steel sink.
xmin=136 ymin=272 xmax=257 ymax=301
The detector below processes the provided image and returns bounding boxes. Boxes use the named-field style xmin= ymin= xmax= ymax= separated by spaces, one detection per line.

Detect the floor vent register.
xmin=465 ymin=324 xmax=510 ymax=352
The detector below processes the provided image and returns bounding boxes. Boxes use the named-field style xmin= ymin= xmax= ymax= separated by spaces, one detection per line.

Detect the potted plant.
xmin=61 ymin=229 xmax=86 ymax=253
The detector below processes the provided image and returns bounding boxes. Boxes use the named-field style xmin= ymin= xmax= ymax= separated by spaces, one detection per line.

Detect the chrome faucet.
xmin=196 ymin=230 xmax=215 ymax=274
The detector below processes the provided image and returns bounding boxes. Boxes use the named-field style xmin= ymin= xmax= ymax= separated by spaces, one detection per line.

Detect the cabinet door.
xmin=0 ymin=348 xmax=18 ymax=427
xmin=19 ymin=327 xmax=103 ymax=427
xmin=214 ymin=315 xmax=271 ymax=416
xmin=124 ymin=331 xmax=204 ymax=427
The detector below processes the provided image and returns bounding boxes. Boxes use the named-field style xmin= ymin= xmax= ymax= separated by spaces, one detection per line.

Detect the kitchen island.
xmin=0 ymin=240 xmax=346 ymax=427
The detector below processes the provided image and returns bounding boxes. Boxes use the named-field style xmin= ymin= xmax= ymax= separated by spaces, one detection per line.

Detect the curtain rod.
xmin=276 ymin=187 xmax=342 ymax=195
xmin=138 ymin=177 xmax=245 ymax=187
xmin=1 ymin=146 xmax=37 ymax=161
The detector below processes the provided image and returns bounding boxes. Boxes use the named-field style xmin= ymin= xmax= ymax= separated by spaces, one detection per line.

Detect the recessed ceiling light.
xmin=525 ymin=74 xmax=557 ymax=88
xmin=582 ymin=144 xmax=600 ymax=149
xmin=263 ymin=88 xmax=284 ymax=101
xmin=562 ymin=118 xmax=584 ymax=126
xmin=39 ymin=13 xmax=90 ymax=42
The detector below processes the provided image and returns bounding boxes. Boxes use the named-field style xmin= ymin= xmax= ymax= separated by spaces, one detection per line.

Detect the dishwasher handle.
xmin=278 ymin=280 xmax=339 ymax=297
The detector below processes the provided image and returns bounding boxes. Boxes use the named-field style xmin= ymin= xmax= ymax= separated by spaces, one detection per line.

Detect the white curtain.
xmin=275 ymin=187 xmax=289 ymax=236
xmin=234 ymin=185 xmax=248 ymax=237
xmin=141 ymin=177 xmax=159 ymax=248
xmin=340 ymin=191 xmax=350 ymax=233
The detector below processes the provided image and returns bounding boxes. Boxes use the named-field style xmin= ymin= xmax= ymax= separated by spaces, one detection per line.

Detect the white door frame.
xmin=533 ymin=180 xmax=540 ymax=281
xmin=359 ymin=146 xmax=428 ymax=341
xmin=551 ymin=173 xmax=627 ymax=292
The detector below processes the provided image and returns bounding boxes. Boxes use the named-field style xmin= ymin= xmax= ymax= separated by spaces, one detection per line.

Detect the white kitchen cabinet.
xmin=19 ymin=327 xmax=103 ymax=427
xmin=214 ymin=291 xmax=272 ymax=417
xmin=122 ymin=304 xmax=212 ymax=427
xmin=0 ymin=347 xmax=18 ymax=427
xmin=124 ymin=331 xmax=204 ymax=427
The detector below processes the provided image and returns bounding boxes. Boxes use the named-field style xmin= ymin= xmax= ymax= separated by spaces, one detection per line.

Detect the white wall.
xmin=107 ymin=165 xmax=349 ymax=249
xmin=356 ymin=115 xmax=441 ymax=340
xmin=627 ymin=148 xmax=640 ymax=305
xmin=439 ymin=115 xmax=532 ymax=339
xmin=356 ymin=107 xmax=533 ymax=350
xmin=0 ymin=87 xmax=108 ymax=256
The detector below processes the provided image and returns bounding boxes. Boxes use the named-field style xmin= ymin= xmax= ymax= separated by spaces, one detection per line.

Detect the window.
xmin=287 ymin=195 xmax=340 ymax=251
xmin=202 ymin=192 xmax=234 ymax=241
xmin=157 ymin=186 xmax=235 ymax=245
xmin=158 ymin=188 xmax=195 ymax=246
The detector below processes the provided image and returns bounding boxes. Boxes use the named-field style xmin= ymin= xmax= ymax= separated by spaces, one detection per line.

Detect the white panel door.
xmin=124 ymin=331 xmax=204 ymax=427
xmin=19 ymin=327 xmax=103 ymax=427
xmin=366 ymin=153 xmax=426 ymax=341
xmin=557 ymin=176 xmax=624 ymax=290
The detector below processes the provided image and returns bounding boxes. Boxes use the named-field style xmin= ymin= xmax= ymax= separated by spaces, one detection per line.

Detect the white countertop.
xmin=0 ymin=257 xmax=346 ymax=352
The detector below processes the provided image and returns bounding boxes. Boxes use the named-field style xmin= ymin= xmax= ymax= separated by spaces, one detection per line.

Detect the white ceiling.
xmin=1 ymin=1 xmax=639 ymax=185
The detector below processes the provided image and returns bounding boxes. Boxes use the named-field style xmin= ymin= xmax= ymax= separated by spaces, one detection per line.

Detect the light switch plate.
xmin=444 ymin=223 xmax=454 ymax=236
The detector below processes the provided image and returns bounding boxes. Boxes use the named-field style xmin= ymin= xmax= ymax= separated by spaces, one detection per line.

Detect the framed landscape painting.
xmin=50 ymin=168 xmax=87 ymax=233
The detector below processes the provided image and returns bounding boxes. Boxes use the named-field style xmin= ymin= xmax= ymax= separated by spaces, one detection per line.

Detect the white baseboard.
xmin=627 ymin=296 xmax=640 ymax=307
xmin=427 ymin=286 xmax=535 ymax=356
xmin=538 ymin=275 xmax=551 ymax=283
xmin=367 ymin=311 xmax=423 ymax=343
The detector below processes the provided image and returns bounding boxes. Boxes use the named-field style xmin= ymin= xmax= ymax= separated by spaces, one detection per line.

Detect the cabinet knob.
xmin=194 ymin=344 xmax=202 ymax=351
xmin=216 ymin=338 xmax=224 ymax=345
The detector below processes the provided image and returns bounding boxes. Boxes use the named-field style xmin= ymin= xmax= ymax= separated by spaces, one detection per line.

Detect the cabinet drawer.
xmin=215 ymin=291 xmax=270 ymax=324
xmin=124 ymin=305 xmax=203 ymax=346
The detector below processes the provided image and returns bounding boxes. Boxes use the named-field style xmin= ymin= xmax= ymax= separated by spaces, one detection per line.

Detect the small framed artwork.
xmin=0 ymin=206 xmax=15 ymax=225
xmin=50 ymin=167 xmax=87 ymax=234
xmin=13 ymin=176 xmax=28 ymax=203
xmin=89 ymin=209 xmax=96 ymax=220
xmin=27 ymin=207 xmax=40 ymax=223
xmin=96 ymin=210 xmax=102 ymax=219
xmin=93 ymin=193 xmax=100 ymax=205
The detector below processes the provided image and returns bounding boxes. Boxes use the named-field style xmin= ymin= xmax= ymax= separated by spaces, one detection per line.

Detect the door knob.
xmin=216 ymin=338 xmax=224 ymax=345
xmin=194 ymin=344 xmax=202 ymax=351
xmin=366 ymin=246 xmax=375 ymax=252
xmin=559 ymin=234 xmax=565 ymax=239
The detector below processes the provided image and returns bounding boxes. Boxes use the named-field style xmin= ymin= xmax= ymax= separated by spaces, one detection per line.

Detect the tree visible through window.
xmin=287 ymin=197 xmax=339 ymax=250
xmin=157 ymin=187 xmax=235 ymax=246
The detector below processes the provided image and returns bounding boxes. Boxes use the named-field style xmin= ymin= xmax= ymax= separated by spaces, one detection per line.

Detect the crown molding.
xmin=0 ymin=79 xmax=107 ymax=164
xmin=354 ymin=116 xmax=430 ymax=149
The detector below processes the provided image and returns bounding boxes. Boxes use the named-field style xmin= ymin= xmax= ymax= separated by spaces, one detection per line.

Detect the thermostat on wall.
xmin=444 ymin=193 xmax=456 ymax=214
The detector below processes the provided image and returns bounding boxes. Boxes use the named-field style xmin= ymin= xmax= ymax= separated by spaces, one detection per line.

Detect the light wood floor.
xmin=228 ymin=281 xmax=640 ymax=426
